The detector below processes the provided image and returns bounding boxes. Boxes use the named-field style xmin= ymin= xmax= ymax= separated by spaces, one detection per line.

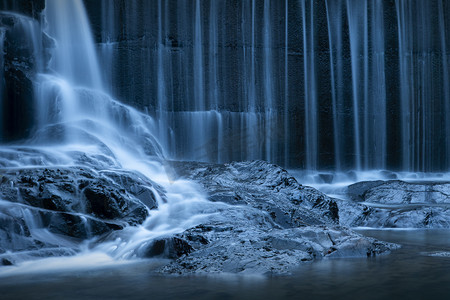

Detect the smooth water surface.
xmin=1 ymin=229 xmax=450 ymax=300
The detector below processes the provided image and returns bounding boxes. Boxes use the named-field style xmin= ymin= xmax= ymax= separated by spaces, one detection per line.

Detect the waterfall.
xmin=3 ymin=0 xmax=450 ymax=175
xmin=0 ymin=0 xmax=226 ymax=267
xmin=263 ymin=0 xmax=274 ymax=162
xmin=301 ymin=0 xmax=318 ymax=170
xmin=44 ymin=0 xmax=103 ymax=89
xmin=346 ymin=0 xmax=366 ymax=170
xmin=284 ymin=0 xmax=289 ymax=167
xmin=42 ymin=0 xmax=450 ymax=172
xmin=370 ymin=0 xmax=387 ymax=170
xmin=325 ymin=0 xmax=343 ymax=170
xmin=438 ymin=0 xmax=450 ymax=167
xmin=0 ymin=28 xmax=5 ymax=138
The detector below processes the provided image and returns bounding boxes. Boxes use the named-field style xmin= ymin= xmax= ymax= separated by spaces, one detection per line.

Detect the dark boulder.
xmin=0 ymin=1 xmax=45 ymax=19
xmin=0 ymin=166 xmax=161 ymax=253
xmin=155 ymin=160 xmax=397 ymax=275
xmin=0 ymin=12 xmax=55 ymax=142
xmin=169 ymin=160 xmax=340 ymax=228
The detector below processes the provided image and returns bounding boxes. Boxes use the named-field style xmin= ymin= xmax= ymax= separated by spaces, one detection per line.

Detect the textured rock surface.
xmin=170 ymin=160 xmax=340 ymax=227
xmin=156 ymin=160 xmax=397 ymax=275
xmin=0 ymin=166 xmax=161 ymax=255
xmin=341 ymin=180 xmax=450 ymax=228
xmin=0 ymin=12 xmax=54 ymax=142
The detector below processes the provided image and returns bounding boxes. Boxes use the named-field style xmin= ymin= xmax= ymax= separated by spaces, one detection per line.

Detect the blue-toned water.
xmin=1 ymin=229 xmax=450 ymax=299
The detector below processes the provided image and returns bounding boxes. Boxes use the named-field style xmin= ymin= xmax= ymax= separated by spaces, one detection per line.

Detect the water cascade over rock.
xmin=0 ymin=0 xmax=400 ymax=274
xmin=84 ymin=0 xmax=450 ymax=172
xmin=0 ymin=0 xmax=218 ymax=266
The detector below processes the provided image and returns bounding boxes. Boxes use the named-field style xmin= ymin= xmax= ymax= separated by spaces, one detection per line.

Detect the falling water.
xmin=44 ymin=0 xmax=103 ymax=89
xmin=1 ymin=0 xmax=449 ymax=194
xmin=85 ymin=0 xmax=450 ymax=172
xmin=346 ymin=0 xmax=367 ymax=170
xmin=301 ymin=0 xmax=318 ymax=170
xmin=0 ymin=28 xmax=5 ymax=138
xmin=263 ymin=0 xmax=274 ymax=162
xmin=0 ymin=0 xmax=227 ymax=268
xmin=325 ymin=0 xmax=343 ymax=170
xmin=194 ymin=0 xmax=205 ymax=112
xmin=438 ymin=0 xmax=450 ymax=167
xmin=370 ymin=0 xmax=387 ymax=170
xmin=284 ymin=0 xmax=289 ymax=168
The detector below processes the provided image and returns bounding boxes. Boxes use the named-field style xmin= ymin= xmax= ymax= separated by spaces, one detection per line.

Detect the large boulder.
xmin=170 ymin=160 xmax=340 ymax=228
xmin=155 ymin=160 xmax=397 ymax=275
xmin=0 ymin=166 xmax=161 ymax=256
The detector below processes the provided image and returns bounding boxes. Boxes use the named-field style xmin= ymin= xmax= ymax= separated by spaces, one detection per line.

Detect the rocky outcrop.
xmin=341 ymin=180 xmax=450 ymax=228
xmin=0 ymin=12 xmax=54 ymax=142
xmin=169 ymin=160 xmax=340 ymax=227
xmin=0 ymin=166 xmax=161 ymax=256
xmin=0 ymin=1 xmax=45 ymax=19
xmin=155 ymin=160 xmax=397 ymax=275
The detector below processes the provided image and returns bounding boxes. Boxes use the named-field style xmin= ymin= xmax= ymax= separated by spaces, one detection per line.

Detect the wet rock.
xmin=142 ymin=237 xmax=193 ymax=259
xmin=156 ymin=161 xmax=397 ymax=275
xmin=161 ymin=209 xmax=397 ymax=275
xmin=1 ymin=258 xmax=12 ymax=265
xmin=347 ymin=180 xmax=385 ymax=202
xmin=169 ymin=160 xmax=340 ymax=228
xmin=0 ymin=12 xmax=54 ymax=142
xmin=318 ymin=173 xmax=334 ymax=184
xmin=342 ymin=180 xmax=450 ymax=228
xmin=0 ymin=1 xmax=45 ymax=19
xmin=0 ymin=166 xmax=161 ymax=250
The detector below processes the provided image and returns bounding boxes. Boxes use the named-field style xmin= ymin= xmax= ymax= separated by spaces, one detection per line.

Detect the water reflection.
xmin=1 ymin=229 xmax=450 ymax=299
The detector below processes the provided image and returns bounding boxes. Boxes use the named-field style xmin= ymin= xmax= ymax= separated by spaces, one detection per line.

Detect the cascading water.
xmin=0 ymin=28 xmax=5 ymax=137
xmin=91 ymin=0 xmax=450 ymax=174
xmin=0 ymin=0 xmax=224 ymax=270
xmin=2 ymin=0 xmax=450 ymax=271
xmin=301 ymin=0 xmax=318 ymax=171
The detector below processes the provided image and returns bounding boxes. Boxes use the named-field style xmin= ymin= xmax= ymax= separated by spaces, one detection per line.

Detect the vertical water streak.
xmin=263 ymin=0 xmax=274 ymax=162
xmin=208 ymin=0 xmax=222 ymax=162
xmin=245 ymin=0 xmax=260 ymax=161
xmin=44 ymin=0 xmax=103 ymax=90
xmin=284 ymin=0 xmax=289 ymax=167
xmin=395 ymin=0 xmax=413 ymax=170
xmin=194 ymin=0 xmax=205 ymax=111
xmin=370 ymin=0 xmax=387 ymax=169
xmin=100 ymin=0 xmax=115 ymax=93
xmin=325 ymin=0 xmax=342 ymax=170
xmin=0 ymin=29 xmax=4 ymax=140
xmin=417 ymin=1 xmax=433 ymax=171
xmin=301 ymin=0 xmax=317 ymax=170
xmin=438 ymin=0 xmax=450 ymax=167
xmin=362 ymin=3 xmax=369 ymax=169
xmin=346 ymin=0 xmax=366 ymax=170
xmin=209 ymin=0 xmax=219 ymax=111
xmin=157 ymin=0 xmax=168 ymax=154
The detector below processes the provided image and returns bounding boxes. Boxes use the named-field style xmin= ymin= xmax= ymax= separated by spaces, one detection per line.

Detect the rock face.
xmin=342 ymin=180 xmax=450 ymax=228
xmin=156 ymin=160 xmax=397 ymax=275
xmin=0 ymin=11 xmax=54 ymax=142
xmin=170 ymin=160 xmax=339 ymax=227
xmin=0 ymin=166 xmax=161 ymax=258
